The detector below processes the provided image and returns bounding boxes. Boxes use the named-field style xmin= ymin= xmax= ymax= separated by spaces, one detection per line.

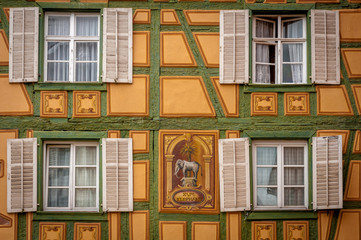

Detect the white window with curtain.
xmin=252 ymin=15 xmax=306 ymax=84
xmin=44 ymin=142 xmax=99 ymax=211
xmin=252 ymin=140 xmax=308 ymax=210
xmin=44 ymin=13 xmax=100 ymax=82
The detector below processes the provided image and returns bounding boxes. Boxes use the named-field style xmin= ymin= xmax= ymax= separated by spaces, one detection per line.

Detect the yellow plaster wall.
xmin=226 ymin=213 xmax=241 ymax=240
xmin=316 ymin=86 xmax=353 ymax=116
xmin=211 ymin=77 xmax=239 ymax=117
xmin=0 ymin=74 xmax=33 ymax=116
xmin=159 ymin=221 xmax=186 ymax=240
xmin=335 ymin=210 xmax=361 ymax=240
xmin=133 ymin=31 xmax=150 ymax=67
xmin=129 ymin=211 xmax=149 ymax=240
xmin=183 ymin=10 xmax=220 ymax=26
xmin=192 ymin=222 xmax=219 ymax=240
xmin=0 ymin=130 xmax=18 ymax=240
xmin=129 ymin=130 xmax=149 ymax=153
xmin=345 ymin=161 xmax=361 ymax=201
xmin=0 ymin=30 xmax=8 ymax=66
xmin=318 ymin=211 xmax=333 ymax=240
xmin=133 ymin=160 xmax=150 ymax=202
xmin=161 ymin=9 xmax=180 ymax=25
xmin=339 ymin=10 xmax=361 ymax=42
xmin=342 ymin=49 xmax=361 ymax=79
xmin=160 ymin=76 xmax=216 ymax=117
xmin=133 ymin=10 xmax=151 ymax=24
xmin=193 ymin=33 xmax=219 ymax=68
xmin=107 ymin=75 xmax=149 ymax=116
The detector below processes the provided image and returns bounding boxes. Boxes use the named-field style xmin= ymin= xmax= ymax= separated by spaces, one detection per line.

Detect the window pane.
xmin=284 ymin=167 xmax=304 ymax=185
xmin=257 ymin=167 xmax=277 ymax=185
xmin=255 ymin=65 xmax=275 ymax=84
xmin=283 ymin=44 xmax=303 ymax=62
xmin=282 ymin=64 xmax=303 ymax=83
xmin=76 ymin=16 xmax=98 ymax=36
xmin=75 ymin=168 xmax=96 ymax=186
xmin=257 ymin=147 xmax=277 ymax=165
xmin=47 ymin=62 xmax=69 ymax=81
xmin=49 ymin=148 xmax=70 ymax=166
xmin=48 ymin=188 xmax=68 ymax=207
xmin=257 ymin=187 xmax=277 ymax=206
xmin=283 ymin=19 xmax=303 ymax=38
xmin=76 ymin=42 xmax=98 ymax=61
xmin=284 ymin=187 xmax=304 ymax=206
xmin=75 ymin=146 xmax=97 ymax=165
xmin=75 ymin=189 xmax=96 ymax=207
xmin=256 ymin=19 xmax=274 ymax=38
xmin=75 ymin=63 xmax=97 ymax=82
xmin=256 ymin=44 xmax=275 ymax=63
xmin=48 ymin=16 xmax=70 ymax=36
xmin=48 ymin=42 xmax=69 ymax=60
xmin=284 ymin=147 xmax=304 ymax=165
xmin=49 ymin=168 xmax=69 ymax=186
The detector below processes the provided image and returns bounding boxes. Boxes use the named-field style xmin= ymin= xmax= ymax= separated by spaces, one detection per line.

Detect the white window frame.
xmin=44 ymin=12 xmax=100 ymax=83
xmin=252 ymin=140 xmax=308 ymax=210
xmin=43 ymin=141 xmax=99 ymax=212
xmin=252 ymin=15 xmax=307 ymax=84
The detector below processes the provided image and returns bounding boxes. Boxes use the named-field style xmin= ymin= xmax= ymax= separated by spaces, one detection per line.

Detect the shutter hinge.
xmin=37 ymin=144 xmax=40 ymax=147
xmin=39 ymin=12 xmax=42 ymax=16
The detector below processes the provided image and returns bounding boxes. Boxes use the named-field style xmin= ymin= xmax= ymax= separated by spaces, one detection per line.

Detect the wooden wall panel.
xmin=192 ymin=222 xmax=219 ymax=240
xmin=129 ymin=211 xmax=149 ymax=240
xmin=159 ymin=221 xmax=186 ymax=240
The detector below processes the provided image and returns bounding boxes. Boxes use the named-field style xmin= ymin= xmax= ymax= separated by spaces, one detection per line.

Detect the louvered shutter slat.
xmin=9 ymin=8 xmax=38 ymax=83
xmin=311 ymin=10 xmax=340 ymax=85
xmin=103 ymin=138 xmax=133 ymax=212
xmin=7 ymin=138 xmax=37 ymax=213
xmin=312 ymin=136 xmax=342 ymax=210
xmin=219 ymin=138 xmax=250 ymax=212
xmin=103 ymin=8 xmax=132 ymax=83
xmin=220 ymin=10 xmax=249 ymax=84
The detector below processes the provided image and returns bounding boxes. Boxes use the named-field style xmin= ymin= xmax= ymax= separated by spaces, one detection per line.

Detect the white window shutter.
xmin=311 ymin=10 xmax=340 ymax=84
xmin=7 ymin=138 xmax=37 ymax=213
xmin=312 ymin=135 xmax=343 ymax=210
xmin=220 ymin=10 xmax=249 ymax=84
xmin=102 ymin=138 xmax=133 ymax=212
xmin=103 ymin=8 xmax=133 ymax=83
xmin=219 ymin=138 xmax=250 ymax=212
xmin=9 ymin=7 xmax=39 ymax=83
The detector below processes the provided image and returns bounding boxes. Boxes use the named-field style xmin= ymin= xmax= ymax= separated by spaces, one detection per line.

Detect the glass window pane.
xmin=257 ymin=187 xmax=277 ymax=206
xmin=48 ymin=42 xmax=69 ymax=60
xmin=48 ymin=16 xmax=70 ymax=36
xmin=256 ymin=19 xmax=274 ymax=38
xmin=257 ymin=167 xmax=277 ymax=185
xmin=76 ymin=42 xmax=98 ymax=61
xmin=283 ymin=44 xmax=303 ymax=62
xmin=75 ymin=146 xmax=97 ymax=165
xmin=284 ymin=167 xmax=304 ymax=185
xmin=75 ymin=189 xmax=96 ymax=207
xmin=49 ymin=168 xmax=69 ymax=186
xmin=47 ymin=62 xmax=69 ymax=81
xmin=75 ymin=168 xmax=96 ymax=186
xmin=282 ymin=64 xmax=303 ymax=83
xmin=284 ymin=187 xmax=304 ymax=206
xmin=255 ymin=65 xmax=275 ymax=84
xmin=284 ymin=147 xmax=304 ymax=165
xmin=49 ymin=148 xmax=70 ymax=166
xmin=75 ymin=63 xmax=97 ymax=82
xmin=76 ymin=16 xmax=99 ymax=36
xmin=256 ymin=44 xmax=275 ymax=63
xmin=283 ymin=19 xmax=303 ymax=38
xmin=257 ymin=147 xmax=277 ymax=165
xmin=48 ymin=188 xmax=68 ymax=207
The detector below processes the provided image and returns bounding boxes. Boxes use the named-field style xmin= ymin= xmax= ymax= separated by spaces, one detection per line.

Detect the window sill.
xmin=33 ymin=211 xmax=108 ymax=221
xmin=34 ymin=82 xmax=107 ymax=91
xmin=243 ymin=84 xmax=316 ymax=93
xmin=246 ymin=210 xmax=317 ymax=220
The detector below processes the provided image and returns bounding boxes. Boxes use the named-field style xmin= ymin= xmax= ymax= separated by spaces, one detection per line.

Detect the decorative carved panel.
xmin=284 ymin=92 xmax=310 ymax=116
xmin=252 ymin=221 xmax=276 ymax=240
xmin=39 ymin=222 xmax=66 ymax=240
xmin=40 ymin=91 xmax=67 ymax=118
xmin=73 ymin=91 xmax=101 ymax=118
xmin=251 ymin=93 xmax=278 ymax=116
xmin=74 ymin=223 xmax=101 ymax=240
xmin=283 ymin=221 xmax=309 ymax=240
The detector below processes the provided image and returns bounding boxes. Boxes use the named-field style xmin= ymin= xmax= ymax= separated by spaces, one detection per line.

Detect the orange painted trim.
xmin=160 ymin=9 xmax=181 ymax=25
xmin=36 ymin=0 xmax=70 ymax=2
xmin=133 ymin=160 xmax=150 ymax=202
xmin=129 ymin=130 xmax=150 ymax=153
xmin=316 ymin=130 xmax=350 ymax=154
xmin=264 ymin=0 xmax=287 ymax=3
xmin=74 ymin=223 xmax=101 ymax=240
xmin=317 ymin=211 xmax=333 ymax=240
xmin=158 ymin=130 xmax=220 ymax=214
xmin=107 ymin=75 xmax=150 ymax=117
xmin=226 ymin=213 xmax=241 ymax=240
xmin=210 ymin=77 xmax=239 ymax=117
xmin=316 ymin=86 xmax=354 ymax=116
xmin=26 ymin=130 xmax=34 ymax=138
xmin=108 ymin=213 xmax=121 ymax=240
xmin=283 ymin=221 xmax=309 ymax=240
xmin=39 ymin=222 xmax=66 ymax=240
xmin=40 ymin=91 xmax=68 ymax=118
xmin=192 ymin=222 xmax=220 ymax=240
xmin=0 ymin=159 xmax=3 ymax=178
xmin=284 ymin=92 xmax=310 ymax=116
xmin=79 ymin=0 xmax=108 ymax=2
xmin=226 ymin=130 xmax=240 ymax=139
xmin=159 ymin=76 xmax=216 ymax=118
xmin=209 ymin=0 xmax=236 ymax=2
xmin=334 ymin=210 xmax=361 ymax=240
xmin=72 ymin=91 xmax=101 ymax=118
xmin=0 ymin=30 xmax=9 ymax=66
xmin=129 ymin=210 xmax=149 ymax=240
xmin=160 ymin=32 xmax=197 ymax=67
xmin=342 ymin=49 xmax=361 ymax=79
xmin=296 ymin=0 xmax=339 ymax=3
xmin=183 ymin=10 xmax=220 ymax=26
xmin=133 ymin=31 xmax=150 ymax=67
xmin=159 ymin=221 xmax=186 ymax=240
xmin=251 ymin=92 xmax=278 ymax=116
xmin=0 ymin=74 xmax=33 ymax=116
xmin=193 ymin=33 xmax=219 ymax=68
xmin=344 ymin=161 xmax=361 ymax=201
xmin=3 ymin=9 xmax=9 ymax=21
xmin=133 ymin=9 xmax=151 ymax=24
xmin=25 ymin=213 xmax=32 ymax=240
xmin=108 ymin=130 xmax=121 ymax=138
xmin=0 ymin=213 xmax=12 ymax=228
